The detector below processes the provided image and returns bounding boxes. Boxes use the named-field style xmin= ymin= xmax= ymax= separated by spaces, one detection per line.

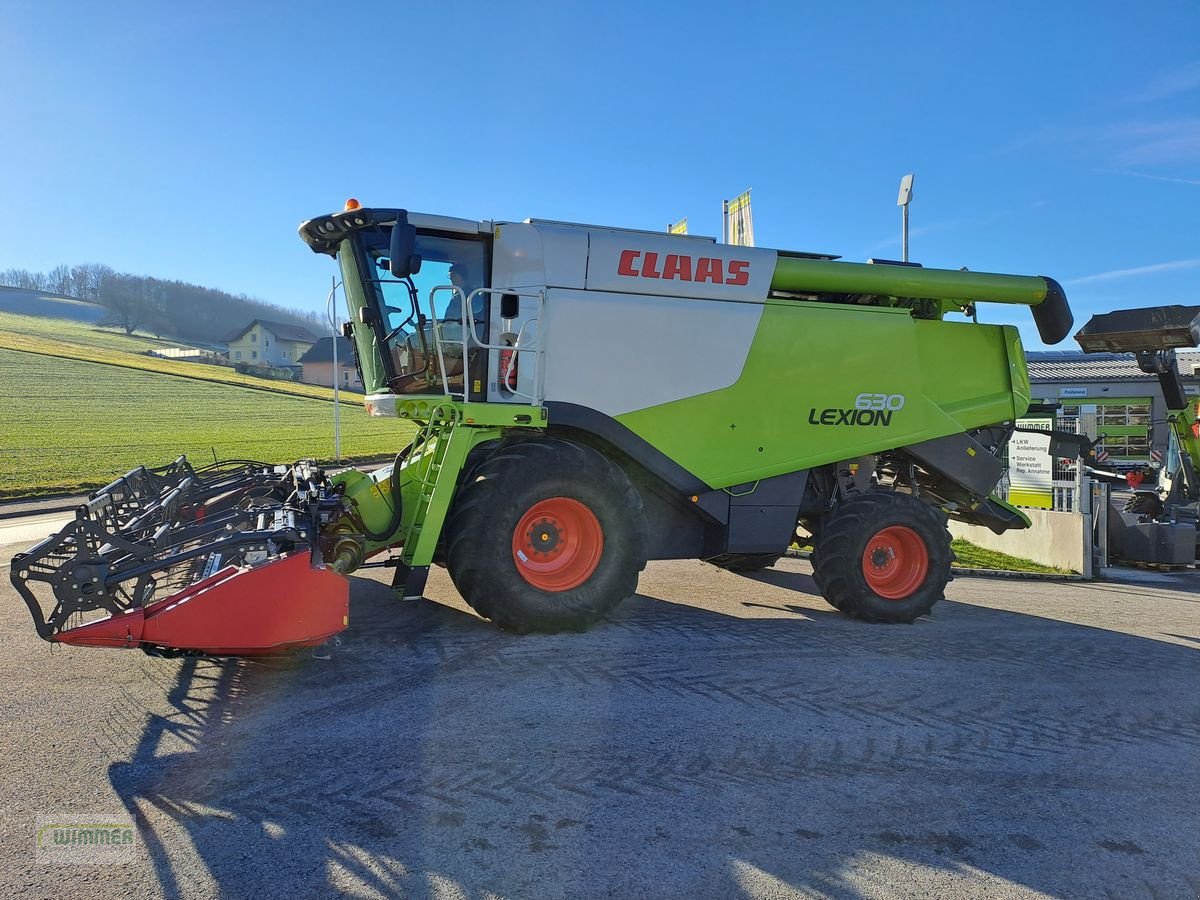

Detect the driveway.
xmin=1 ymin=546 xmax=1197 ymax=898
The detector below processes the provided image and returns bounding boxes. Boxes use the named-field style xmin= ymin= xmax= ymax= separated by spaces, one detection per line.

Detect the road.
xmin=0 ymin=511 xmax=73 ymax=547
xmin=1 ymin=544 xmax=1197 ymax=899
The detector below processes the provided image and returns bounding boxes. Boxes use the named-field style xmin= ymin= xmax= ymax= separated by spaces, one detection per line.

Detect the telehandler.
xmin=1076 ymin=305 xmax=1200 ymax=565
xmin=12 ymin=202 xmax=1075 ymax=654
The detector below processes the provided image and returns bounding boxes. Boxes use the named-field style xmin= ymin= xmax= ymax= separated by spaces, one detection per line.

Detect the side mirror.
xmin=388 ymin=210 xmax=423 ymax=278
xmin=500 ymin=293 xmax=520 ymax=320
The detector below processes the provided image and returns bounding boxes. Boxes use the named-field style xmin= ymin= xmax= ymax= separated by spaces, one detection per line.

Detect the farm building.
xmin=299 ymin=336 xmax=363 ymax=390
xmin=224 ymin=319 xmax=317 ymax=371
xmin=1027 ymin=350 xmax=1200 ymax=466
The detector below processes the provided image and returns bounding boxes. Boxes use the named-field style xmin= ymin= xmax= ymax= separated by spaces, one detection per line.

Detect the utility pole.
xmin=328 ymin=275 xmax=341 ymax=463
xmin=897 ymin=173 xmax=915 ymax=262
xmin=722 ymin=199 xmax=729 ymax=244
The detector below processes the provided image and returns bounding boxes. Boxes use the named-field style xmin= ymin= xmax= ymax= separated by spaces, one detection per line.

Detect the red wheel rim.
xmin=861 ymin=525 xmax=929 ymax=600
xmin=512 ymin=497 xmax=604 ymax=591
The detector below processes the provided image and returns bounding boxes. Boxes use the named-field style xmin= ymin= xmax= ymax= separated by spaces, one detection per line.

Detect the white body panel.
xmin=585 ymin=231 xmax=777 ymax=302
xmin=491 ymin=223 xmax=588 ymax=289
xmin=361 ymin=217 xmax=778 ymax=412
xmin=490 ymin=220 xmax=777 ymax=302
xmin=539 ymin=288 xmax=765 ymax=416
xmin=407 ymin=212 xmax=491 ymax=235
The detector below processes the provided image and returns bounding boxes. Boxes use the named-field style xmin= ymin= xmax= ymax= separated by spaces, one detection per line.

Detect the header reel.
xmin=10 ymin=457 xmax=354 ymax=656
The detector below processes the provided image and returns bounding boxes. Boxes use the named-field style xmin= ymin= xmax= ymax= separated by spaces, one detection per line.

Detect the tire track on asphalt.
xmin=196 ymin=730 xmax=1194 ymax=828
xmin=285 ymin=625 xmax=1200 ymax=763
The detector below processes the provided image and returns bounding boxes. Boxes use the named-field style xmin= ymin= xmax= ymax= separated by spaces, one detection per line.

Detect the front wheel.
xmin=810 ymin=491 xmax=952 ymax=623
xmin=445 ymin=439 xmax=648 ymax=633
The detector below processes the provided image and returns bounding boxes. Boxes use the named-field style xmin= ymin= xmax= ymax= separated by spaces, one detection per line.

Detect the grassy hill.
xmin=0 ymin=312 xmax=415 ymax=496
xmin=0 ymin=311 xmax=352 ymax=402
xmin=0 ymin=287 xmax=107 ymax=323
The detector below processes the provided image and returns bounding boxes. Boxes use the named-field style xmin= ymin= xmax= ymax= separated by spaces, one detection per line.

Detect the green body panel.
xmin=1171 ymin=405 xmax=1200 ymax=473
xmin=990 ymin=495 xmax=1033 ymax=528
xmin=389 ymin=398 xmax=547 ymax=428
xmin=771 ymin=257 xmax=1049 ymax=306
xmin=336 ymin=468 xmax=400 ymax=540
xmin=1004 ymin=325 xmax=1031 ymax=416
xmin=393 ymin=420 xmax=501 ymax=566
xmin=338 ymin=242 xmax=388 ymax=394
xmin=616 ymin=301 xmax=1027 ymax=488
xmin=332 ymin=400 xmax=537 ymax=566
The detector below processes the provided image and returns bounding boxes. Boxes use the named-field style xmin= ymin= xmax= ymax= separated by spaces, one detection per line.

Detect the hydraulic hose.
xmin=354 ymin=448 xmax=408 ymax=542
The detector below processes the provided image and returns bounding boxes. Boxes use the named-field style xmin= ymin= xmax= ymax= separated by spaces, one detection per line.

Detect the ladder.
xmin=399 ymin=405 xmax=471 ymax=568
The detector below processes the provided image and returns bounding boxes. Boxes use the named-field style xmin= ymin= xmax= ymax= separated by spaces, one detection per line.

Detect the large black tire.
xmin=445 ymin=439 xmax=648 ymax=633
xmin=810 ymin=491 xmax=952 ymax=623
xmin=709 ymin=552 xmax=783 ymax=573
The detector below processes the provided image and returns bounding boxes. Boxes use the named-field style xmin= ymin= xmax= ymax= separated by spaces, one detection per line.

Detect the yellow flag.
xmin=726 ymin=190 xmax=754 ymax=247
xmin=668 ymin=217 xmax=688 ymax=235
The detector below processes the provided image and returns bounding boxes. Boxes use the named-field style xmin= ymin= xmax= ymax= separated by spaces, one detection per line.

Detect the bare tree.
xmin=3 ymin=261 xmax=323 ymax=344
xmin=46 ymin=265 xmax=72 ymax=296
xmin=98 ymin=273 xmax=147 ymax=335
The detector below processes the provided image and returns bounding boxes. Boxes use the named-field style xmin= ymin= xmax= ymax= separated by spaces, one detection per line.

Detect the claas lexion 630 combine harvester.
xmin=12 ymin=201 xmax=1082 ymax=656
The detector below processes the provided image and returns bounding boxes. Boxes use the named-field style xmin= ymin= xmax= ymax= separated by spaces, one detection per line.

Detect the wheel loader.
xmin=11 ymin=201 xmax=1077 ymax=655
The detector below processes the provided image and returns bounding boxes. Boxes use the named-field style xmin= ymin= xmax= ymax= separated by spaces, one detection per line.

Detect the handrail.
xmin=425 ymin=284 xmax=459 ymax=398
xmin=462 ymin=287 xmax=546 ymax=404
xmin=421 ymin=284 xmax=546 ymax=404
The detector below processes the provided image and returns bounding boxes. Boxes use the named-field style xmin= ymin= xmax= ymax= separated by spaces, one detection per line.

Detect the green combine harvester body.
xmin=12 ymin=202 xmax=1076 ymax=654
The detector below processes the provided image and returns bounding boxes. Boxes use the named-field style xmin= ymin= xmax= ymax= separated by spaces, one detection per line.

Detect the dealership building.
xmin=1026 ymin=351 xmax=1200 ymax=465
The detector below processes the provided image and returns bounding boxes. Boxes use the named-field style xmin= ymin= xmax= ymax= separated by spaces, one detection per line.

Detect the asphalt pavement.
xmin=0 ymin=546 xmax=1197 ymax=899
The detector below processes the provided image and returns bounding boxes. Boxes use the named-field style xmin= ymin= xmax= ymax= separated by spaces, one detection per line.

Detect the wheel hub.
xmin=861 ymin=525 xmax=929 ymax=600
xmin=528 ymin=518 xmax=562 ymax=555
xmin=512 ymin=497 xmax=604 ymax=592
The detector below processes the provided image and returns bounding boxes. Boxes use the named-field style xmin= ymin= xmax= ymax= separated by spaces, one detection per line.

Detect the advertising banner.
xmin=726 ymin=190 xmax=754 ymax=247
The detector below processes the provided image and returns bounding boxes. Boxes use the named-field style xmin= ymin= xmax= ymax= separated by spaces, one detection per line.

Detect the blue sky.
xmin=1 ymin=1 xmax=1196 ymax=348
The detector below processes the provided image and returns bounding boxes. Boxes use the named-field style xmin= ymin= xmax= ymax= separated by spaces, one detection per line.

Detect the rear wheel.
xmin=445 ymin=439 xmax=648 ymax=633
xmin=810 ymin=491 xmax=952 ymax=623
xmin=709 ymin=552 xmax=783 ymax=573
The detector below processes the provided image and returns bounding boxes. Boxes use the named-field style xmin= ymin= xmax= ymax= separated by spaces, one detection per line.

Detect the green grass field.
xmin=0 ymin=310 xmax=203 ymax=355
xmin=951 ymin=538 xmax=1072 ymax=574
xmin=0 ymin=349 xmax=414 ymax=496
xmin=0 ymin=311 xmax=353 ymax=402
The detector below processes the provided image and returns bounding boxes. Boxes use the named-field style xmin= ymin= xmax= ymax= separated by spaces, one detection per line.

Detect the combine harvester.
xmin=11 ymin=202 xmax=1076 ymax=655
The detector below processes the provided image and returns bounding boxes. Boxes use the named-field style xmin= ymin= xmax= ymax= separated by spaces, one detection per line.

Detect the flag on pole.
xmin=726 ymin=189 xmax=754 ymax=246
xmin=668 ymin=217 xmax=688 ymax=235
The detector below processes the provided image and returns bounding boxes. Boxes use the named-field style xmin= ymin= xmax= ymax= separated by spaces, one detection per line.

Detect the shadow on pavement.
xmin=108 ymin=569 xmax=1200 ymax=897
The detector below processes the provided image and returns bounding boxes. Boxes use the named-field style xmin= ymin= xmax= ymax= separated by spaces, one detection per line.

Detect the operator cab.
xmin=299 ymin=204 xmax=496 ymax=402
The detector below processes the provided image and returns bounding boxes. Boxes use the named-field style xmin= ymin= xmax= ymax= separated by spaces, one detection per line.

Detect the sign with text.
xmin=1009 ymin=417 xmax=1054 ymax=509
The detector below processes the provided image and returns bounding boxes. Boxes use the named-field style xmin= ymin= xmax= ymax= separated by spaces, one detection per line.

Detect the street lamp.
xmin=897 ymin=173 xmax=915 ymax=263
xmin=325 ymin=275 xmax=342 ymax=463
